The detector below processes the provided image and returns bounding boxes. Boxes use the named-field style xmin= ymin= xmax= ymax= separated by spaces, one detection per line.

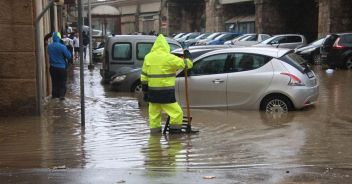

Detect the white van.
xmin=100 ymin=35 xmax=182 ymax=83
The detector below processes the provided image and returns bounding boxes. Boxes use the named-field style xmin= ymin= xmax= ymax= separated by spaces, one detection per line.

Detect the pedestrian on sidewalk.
xmin=141 ymin=34 xmax=193 ymax=134
xmin=82 ymin=31 xmax=89 ymax=60
xmin=48 ymin=32 xmax=72 ymax=100
xmin=62 ymin=34 xmax=74 ymax=64
xmin=72 ymin=33 xmax=80 ymax=61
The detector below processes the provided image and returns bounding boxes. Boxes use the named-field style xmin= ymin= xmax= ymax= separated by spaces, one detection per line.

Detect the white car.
xmin=175 ymin=47 xmax=319 ymax=112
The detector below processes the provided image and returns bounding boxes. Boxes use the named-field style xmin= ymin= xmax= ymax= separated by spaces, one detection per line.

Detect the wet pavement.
xmin=0 ymin=62 xmax=352 ymax=183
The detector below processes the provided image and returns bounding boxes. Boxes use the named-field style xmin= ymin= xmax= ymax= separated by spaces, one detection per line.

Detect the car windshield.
xmin=174 ymin=33 xmax=185 ymax=39
xmin=195 ymin=33 xmax=212 ymax=40
xmin=310 ymin=38 xmax=324 ymax=46
xmin=280 ymin=52 xmax=307 ymax=73
xmin=207 ymin=33 xmax=222 ymax=39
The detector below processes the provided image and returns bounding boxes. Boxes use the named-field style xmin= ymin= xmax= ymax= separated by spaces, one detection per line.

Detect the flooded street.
xmin=1 ymin=63 xmax=352 ymax=183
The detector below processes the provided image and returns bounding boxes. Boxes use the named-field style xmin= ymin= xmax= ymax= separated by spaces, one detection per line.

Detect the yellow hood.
xmin=150 ymin=34 xmax=170 ymax=53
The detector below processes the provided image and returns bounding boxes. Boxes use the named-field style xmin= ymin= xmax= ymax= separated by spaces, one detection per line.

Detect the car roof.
xmin=172 ymin=45 xmax=231 ymax=54
xmin=107 ymin=35 xmax=179 ymax=44
xmin=202 ymin=47 xmax=292 ymax=58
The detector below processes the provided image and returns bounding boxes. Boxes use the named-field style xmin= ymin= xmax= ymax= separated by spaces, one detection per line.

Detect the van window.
xmin=112 ymin=43 xmax=131 ymax=60
xmin=137 ymin=43 xmax=153 ymax=60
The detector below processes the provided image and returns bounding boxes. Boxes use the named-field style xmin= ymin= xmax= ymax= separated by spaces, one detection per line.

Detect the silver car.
xmin=253 ymin=34 xmax=307 ymax=49
xmin=175 ymin=47 xmax=319 ymax=112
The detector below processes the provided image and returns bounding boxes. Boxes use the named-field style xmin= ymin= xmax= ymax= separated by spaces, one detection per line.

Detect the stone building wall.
xmin=205 ymin=0 xmax=224 ymax=32
xmin=318 ymin=0 xmax=352 ymax=37
xmin=167 ymin=0 xmax=204 ymax=35
xmin=0 ymin=0 xmax=37 ymax=115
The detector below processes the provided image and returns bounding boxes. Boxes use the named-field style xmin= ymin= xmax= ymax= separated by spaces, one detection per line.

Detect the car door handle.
xmin=212 ymin=79 xmax=224 ymax=84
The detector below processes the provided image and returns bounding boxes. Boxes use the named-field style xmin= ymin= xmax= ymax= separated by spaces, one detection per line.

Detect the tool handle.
xmin=184 ymin=59 xmax=191 ymax=126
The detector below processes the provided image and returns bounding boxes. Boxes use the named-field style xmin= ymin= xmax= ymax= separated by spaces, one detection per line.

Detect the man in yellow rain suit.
xmin=141 ymin=34 xmax=193 ymax=134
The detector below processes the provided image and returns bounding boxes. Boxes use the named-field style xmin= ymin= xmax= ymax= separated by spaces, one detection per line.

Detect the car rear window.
xmin=280 ymin=52 xmax=307 ymax=73
xmin=322 ymin=34 xmax=338 ymax=46
xmin=339 ymin=34 xmax=352 ymax=47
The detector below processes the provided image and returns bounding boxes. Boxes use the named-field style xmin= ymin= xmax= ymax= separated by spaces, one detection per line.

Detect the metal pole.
xmin=35 ymin=0 xmax=55 ymax=115
xmin=78 ymin=0 xmax=86 ymax=126
xmin=88 ymin=0 xmax=94 ymax=69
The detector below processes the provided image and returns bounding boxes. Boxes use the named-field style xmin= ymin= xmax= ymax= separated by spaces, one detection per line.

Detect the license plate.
xmin=307 ymin=71 xmax=314 ymax=78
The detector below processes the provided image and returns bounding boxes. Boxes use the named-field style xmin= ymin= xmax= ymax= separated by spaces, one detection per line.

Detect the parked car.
xmin=176 ymin=32 xmax=202 ymax=47
xmin=253 ymin=34 xmax=307 ymax=49
xmin=175 ymin=47 xmax=319 ymax=112
xmin=231 ymin=33 xmax=271 ymax=46
xmin=224 ymin=34 xmax=252 ymax=45
xmin=206 ymin=33 xmax=242 ymax=45
xmin=100 ymin=35 xmax=181 ymax=83
xmin=320 ymin=33 xmax=352 ymax=69
xmin=295 ymin=38 xmax=324 ymax=65
xmin=110 ymin=46 xmax=227 ymax=92
xmin=92 ymin=42 xmax=105 ymax=62
xmin=184 ymin=33 xmax=212 ymax=47
xmin=195 ymin=32 xmax=223 ymax=45
xmin=173 ymin=33 xmax=186 ymax=39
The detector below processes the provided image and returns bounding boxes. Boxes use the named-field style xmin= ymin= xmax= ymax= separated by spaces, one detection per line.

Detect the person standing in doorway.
xmin=48 ymin=32 xmax=72 ymax=100
xmin=141 ymin=34 xmax=193 ymax=134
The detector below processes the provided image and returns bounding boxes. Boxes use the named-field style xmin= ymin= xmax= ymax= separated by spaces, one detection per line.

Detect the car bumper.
xmin=93 ymin=54 xmax=103 ymax=62
xmin=110 ymin=78 xmax=131 ymax=92
xmin=288 ymin=85 xmax=319 ymax=109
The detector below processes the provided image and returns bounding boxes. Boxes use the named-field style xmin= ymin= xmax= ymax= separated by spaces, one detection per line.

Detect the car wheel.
xmin=313 ymin=53 xmax=321 ymax=65
xmin=260 ymin=94 xmax=293 ymax=113
xmin=131 ymin=81 xmax=142 ymax=93
xmin=345 ymin=56 xmax=352 ymax=70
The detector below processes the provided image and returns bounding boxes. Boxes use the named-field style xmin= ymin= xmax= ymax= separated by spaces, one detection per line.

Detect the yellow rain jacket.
xmin=141 ymin=34 xmax=192 ymax=129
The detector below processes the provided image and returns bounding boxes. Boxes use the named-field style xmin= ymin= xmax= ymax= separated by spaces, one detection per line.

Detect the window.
xmin=228 ymin=53 xmax=271 ymax=72
xmin=279 ymin=52 xmax=306 ymax=73
xmin=261 ymin=35 xmax=271 ymax=41
xmin=169 ymin=43 xmax=181 ymax=51
xmin=340 ymin=34 xmax=352 ymax=47
xmin=191 ymin=54 xmax=228 ymax=76
xmin=269 ymin=36 xmax=287 ymax=44
xmin=245 ymin=35 xmax=258 ymax=41
xmin=286 ymin=36 xmax=302 ymax=43
xmin=137 ymin=43 xmax=153 ymax=60
xmin=112 ymin=43 xmax=131 ymax=60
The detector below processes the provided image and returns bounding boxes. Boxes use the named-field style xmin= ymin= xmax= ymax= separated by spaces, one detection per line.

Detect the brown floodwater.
xmin=0 ymin=64 xmax=351 ymax=182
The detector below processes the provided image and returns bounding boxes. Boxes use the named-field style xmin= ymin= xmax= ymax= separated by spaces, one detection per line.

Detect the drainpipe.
xmin=35 ymin=0 xmax=55 ymax=115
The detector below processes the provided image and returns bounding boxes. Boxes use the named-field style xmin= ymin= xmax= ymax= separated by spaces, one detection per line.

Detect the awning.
xmin=91 ymin=5 xmax=120 ymax=16
xmin=225 ymin=15 xmax=255 ymax=24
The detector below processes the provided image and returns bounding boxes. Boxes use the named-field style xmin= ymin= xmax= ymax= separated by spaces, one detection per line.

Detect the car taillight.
xmin=280 ymin=73 xmax=305 ymax=86
xmin=333 ymin=37 xmax=346 ymax=49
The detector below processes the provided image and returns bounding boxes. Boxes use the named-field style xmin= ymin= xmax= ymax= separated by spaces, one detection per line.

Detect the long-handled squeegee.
xmin=163 ymin=52 xmax=199 ymax=134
